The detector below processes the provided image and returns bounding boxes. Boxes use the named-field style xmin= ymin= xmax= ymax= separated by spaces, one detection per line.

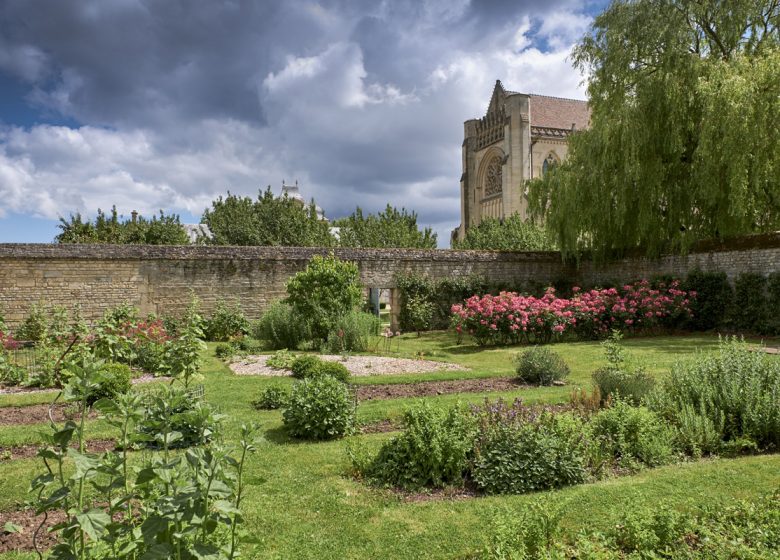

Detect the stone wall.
xmin=0 ymin=233 xmax=777 ymax=328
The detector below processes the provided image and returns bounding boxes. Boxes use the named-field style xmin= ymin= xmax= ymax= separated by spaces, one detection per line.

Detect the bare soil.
xmin=359 ymin=419 xmax=401 ymax=434
xmin=0 ymin=438 xmax=115 ymax=461
xmin=230 ymin=354 xmax=467 ymax=377
xmin=0 ymin=508 xmax=65 ymax=554
xmin=0 ymin=403 xmax=98 ymax=426
xmin=354 ymin=377 xmax=528 ymax=402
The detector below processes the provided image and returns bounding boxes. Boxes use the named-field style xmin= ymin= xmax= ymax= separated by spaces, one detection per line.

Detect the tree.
xmin=201 ymin=188 xmax=334 ymax=246
xmin=334 ymin=205 xmax=437 ymax=248
xmin=56 ymin=207 xmax=189 ymax=245
xmin=528 ymin=0 xmax=780 ymax=260
xmin=452 ymin=213 xmax=556 ymax=251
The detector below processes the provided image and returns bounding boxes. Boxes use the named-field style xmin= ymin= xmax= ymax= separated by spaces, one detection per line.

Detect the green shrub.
xmin=283 ymin=376 xmax=355 ymax=440
xmin=649 ymin=338 xmax=780 ymax=451
xmin=397 ymin=273 xmax=488 ymax=331
xmin=404 ymin=294 xmax=435 ymax=336
xmin=768 ymin=272 xmax=780 ymax=334
xmin=481 ymin=500 xmax=565 ymax=560
xmin=138 ymin=385 xmax=222 ymax=448
xmin=611 ymin=504 xmax=689 ymax=554
xmin=252 ymin=384 xmax=290 ymax=410
xmin=361 ymin=402 xmax=475 ymax=489
xmin=16 ymin=303 xmax=48 ymax=342
xmin=471 ymin=399 xmax=588 ymax=494
xmin=315 ymin=360 xmax=350 ymax=382
xmin=683 ymin=269 xmax=733 ymax=331
xmin=514 ymin=346 xmax=570 ymax=385
xmin=266 ymin=349 xmax=296 ymax=369
xmin=592 ymin=366 xmax=656 ymax=405
xmin=731 ymin=272 xmax=769 ymax=333
xmin=88 ymin=362 xmax=133 ymax=405
xmin=235 ymin=337 xmax=263 ymax=353
xmin=214 ymin=343 xmax=235 ymax=359
xmin=590 ymin=400 xmax=675 ymax=469
xmin=290 ymin=354 xmax=323 ymax=378
xmin=204 ymin=299 xmax=249 ymax=341
xmin=324 ymin=310 xmax=380 ymax=352
xmin=285 ymin=254 xmax=363 ymax=342
xmin=251 ymin=301 xmax=308 ymax=350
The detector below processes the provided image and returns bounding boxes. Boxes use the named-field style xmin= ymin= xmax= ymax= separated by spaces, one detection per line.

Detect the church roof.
xmin=528 ymin=94 xmax=590 ymax=131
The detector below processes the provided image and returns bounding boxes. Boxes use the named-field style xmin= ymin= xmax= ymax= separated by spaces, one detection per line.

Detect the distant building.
xmin=454 ymin=80 xmax=590 ymax=242
xmin=281 ymin=180 xmax=326 ymax=221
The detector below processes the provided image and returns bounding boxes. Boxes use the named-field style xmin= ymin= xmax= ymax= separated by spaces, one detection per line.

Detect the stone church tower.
xmin=455 ymin=80 xmax=590 ymax=241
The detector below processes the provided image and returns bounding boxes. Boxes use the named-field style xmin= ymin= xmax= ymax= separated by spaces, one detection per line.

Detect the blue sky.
xmin=0 ymin=0 xmax=607 ymax=245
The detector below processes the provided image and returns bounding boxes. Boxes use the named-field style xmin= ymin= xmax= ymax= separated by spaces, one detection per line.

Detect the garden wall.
xmin=0 ymin=232 xmax=777 ymax=328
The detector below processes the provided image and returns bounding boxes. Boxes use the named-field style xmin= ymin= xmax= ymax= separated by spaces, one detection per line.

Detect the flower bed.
xmin=451 ymin=280 xmax=694 ymax=345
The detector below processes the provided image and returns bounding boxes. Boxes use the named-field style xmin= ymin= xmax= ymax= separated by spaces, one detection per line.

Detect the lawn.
xmin=0 ymin=331 xmax=778 ymax=559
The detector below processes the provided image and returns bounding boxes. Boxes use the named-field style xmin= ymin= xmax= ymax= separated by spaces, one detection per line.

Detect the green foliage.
xmin=592 ymin=331 xmax=655 ymax=404
xmin=285 ymin=254 xmax=364 ymax=341
xmin=360 ymin=402 xmax=475 ymax=489
xmin=138 ymin=384 xmax=224 ymax=449
xmin=283 ymin=375 xmax=355 ymax=440
xmin=769 ymin=271 xmax=780 ymax=334
xmin=649 ymin=337 xmax=780 ymax=451
xmin=528 ymin=1 xmax=780 ymax=260
xmin=56 ymin=206 xmax=189 ymax=244
xmin=214 ymin=343 xmax=236 ymax=359
xmin=87 ymin=361 xmax=132 ymax=405
xmin=204 ymin=299 xmax=249 ymax=341
xmin=404 ymin=294 xmax=435 ymax=336
xmin=471 ymin=401 xmax=588 ymax=495
xmin=252 ymin=384 xmax=290 ymax=410
xmin=16 ymin=302 xmax=48 ymax=342
xmin=266 ymin=349 xmax=296 ymax=369
xmin=481 ymin=500 xmax=565 ymax=560
xmin=683 ymin=269 xmax=733 ymax=330
xmin=334 ymin=204 xmax=437 ymax=248
xmin=315 ymin=361 xmax=351 ymax=383
xmin=590 ymin=400 xmax=675 ymax=470
xmin=323 ymin=310 xmax=381 ymax=353
xmin=166 ymin=319 xmax=207 ymax=387
xmin=201 ymin=187 xmax=334 ymax=246
xmin=452 ymin=213 xmax=556 ymax=251
xmin=252 ymin=301 xmax=308 ymax=350
xmin=290 ymin=354 xmax=323 ymax=378
xmin=732 ymin=272 xmax=770 ymax=334
xmin=514 ymin=347 xmax=570 ymax=386
xmin=396 ymin=273 xmax=488 ymax=331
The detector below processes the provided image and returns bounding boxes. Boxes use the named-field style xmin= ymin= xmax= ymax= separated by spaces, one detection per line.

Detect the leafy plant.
xmin=731 ymin=272 xmax=770 ymax=333
xmin=404 ymin=294 xmax=435 ymax=336
xmin=204 ymin=299 xmax=249 ymax=341
xmin=87 ymin=361 xmax=132 ymax=405
xmin=283 ymin=375 xmax=355 ymax=440
xmin=315 ymin=361 xmax=350 ymax=383
xmin=290 ymin=354 xmax=323 ymax=379
xmin=323 ymin=310 xmax=380 ymax=352
xmin=592 ymin=331 xmax=655 ymax=405
xmin=215 ymin=342 xmax=236 ymax=359
xmin=16 ymin=303 xmax=48 ymax=342
xmin=265 ymin=349 xmax=296 ymax=370
xmin=514 ymin=346 xmax=570 ymax=386
xmin=251 ymin=301 xmax=308 ymax=350
xmin=481 ymin=500 xmax=565 ymax=559
xmin=252 ymin=384 xmax=290 ymax=410
xmin=683 ymin=269 xmax=733 ymax=330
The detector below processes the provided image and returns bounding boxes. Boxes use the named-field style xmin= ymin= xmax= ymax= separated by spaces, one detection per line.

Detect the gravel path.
xmin=229 ymin=354 xmax=467 ymax=377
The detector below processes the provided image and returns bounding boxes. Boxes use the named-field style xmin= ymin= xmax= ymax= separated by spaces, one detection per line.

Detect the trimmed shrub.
xmin=362 ymin=402 xmax=475 ymax=489
xmin=471 ymin=399 xmax=588 ymax=494
xmin=514 ymin=346 xmax=570 ymax=385
xmin=324 ymin=310 xmax=381 ymax=353
xmin=88 ymin=362 xmax=133 ymax=405
xmin=315 ymin=361 xmax=350 ymax=383
xmin=649 ymin=338 xmax=780 ymax=451
xmin=214 ymin=343 xmax=235 ymax=359
xmin=290 ymin=354 xmax=323 ymax=378
xmin=731 ymin=272 xmax=769 ymax=334
xmin=204 ymin=299 xmax=249 ymax=341
xmin=683 ymin=269 xmax=732 ymax=331
xmin=590 ymin=400 xmax=675 ymax=469
xmin=283 ymin=376 xmax=355 ymax=440
xmin=252 ymin=301 xmax=308 ymax=350
xmin=252 ymin=384 xmax=289 ymax=410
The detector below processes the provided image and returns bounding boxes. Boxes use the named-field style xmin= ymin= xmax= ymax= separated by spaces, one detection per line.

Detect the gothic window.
xmin=483 ymin=156 xmax=503 ymax=197
xmin=542 ymin=152 xmax=559 ymax=176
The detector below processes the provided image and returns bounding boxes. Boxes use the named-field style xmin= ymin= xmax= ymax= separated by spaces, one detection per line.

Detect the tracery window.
xmin=542 ymin=152 xmax=559 ymax=176
xmin=483 ymin=156 xmax=503 ymax=197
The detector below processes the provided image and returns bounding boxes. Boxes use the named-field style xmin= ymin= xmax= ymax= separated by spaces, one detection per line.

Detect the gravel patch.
xmin=229 ymin=354 xmax=467 ymax=377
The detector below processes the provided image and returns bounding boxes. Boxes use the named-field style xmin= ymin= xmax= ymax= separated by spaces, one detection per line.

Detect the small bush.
xmin=204 ymin=299 xmax=249 ymax=341
xmin=590 ymin=400 xmax=675 ymax=470
xmin=88 ymin=362 xmax=133 ymax=405
xmin=138 ymin=385 xmax=222 ymax=448
xmin=324 ymin=310 xmax=380 ymax=353
xmin=283 ymin=376 xmax=355 ymax=440
xmin=252 ymin=384 xmax=290 ymax=410
xmin=290 ymin=354 xmax=323 ymax=378
xmin=514 ymin=346 xmax=570 ymax=385
xmin=471 ymin=399 xmax=588 ymax=494
xmin=16 ymin=303 xmax=48 ymax=342
xmin=252 ymin=301 xmax=308 ymax=350
xmin=404 ymin=294 xmax=435 ymax=336
xmin=266 ymin=349 xmax=296 ymax=370
xmin=316 ymin=360 xmax=350 ymax=382
xmin=214 ymin=343 xmax=235 ymax=359
xmin=361 ymin=402 xmax=475 ymax=489
xmin=592 ymin=366 xmax=656 ymax=405
xmin=683 ymin=269 xmax=733 ymax=331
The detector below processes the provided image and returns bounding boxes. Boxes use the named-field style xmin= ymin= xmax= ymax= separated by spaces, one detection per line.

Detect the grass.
xmin=0 ymin=331 xmax=778 ymax=559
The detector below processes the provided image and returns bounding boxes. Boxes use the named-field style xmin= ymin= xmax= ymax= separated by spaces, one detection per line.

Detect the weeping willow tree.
xmin=529 ymin=0 xmax=780 ymax=260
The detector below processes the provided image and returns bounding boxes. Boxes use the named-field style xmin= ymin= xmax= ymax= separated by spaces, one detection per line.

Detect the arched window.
xmin=483 ymin=155 xmax=503 ymax=196
xmin=542 ymin=152 xmax=559 ymax=176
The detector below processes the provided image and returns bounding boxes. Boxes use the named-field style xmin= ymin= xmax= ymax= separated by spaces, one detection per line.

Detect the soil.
xmin=0 ymin=438 xmax=116 ymax=461
xmin=354 ymin=377 xmax=529 ymax=401
xmin=0 ymin=403 xmax=98 ymax=426
xmin=359 ymin=419 xmax=401 ymax=434
xmin=230 ymin=354 xmax=467 ymax=377
xmin=0 ymin=509 xmax=65 ymax=554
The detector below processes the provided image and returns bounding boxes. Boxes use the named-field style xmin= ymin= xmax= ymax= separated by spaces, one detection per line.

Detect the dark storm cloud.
xmin=0 ymin=0 xmax=600 ymax=244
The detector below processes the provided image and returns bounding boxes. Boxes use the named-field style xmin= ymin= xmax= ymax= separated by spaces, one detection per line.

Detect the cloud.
xmin=0 ymin=0 xmax=600 ymax=245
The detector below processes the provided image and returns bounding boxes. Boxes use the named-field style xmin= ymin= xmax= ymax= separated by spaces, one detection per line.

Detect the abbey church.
xmin=454 ymin=80 xmax=590 ymax=241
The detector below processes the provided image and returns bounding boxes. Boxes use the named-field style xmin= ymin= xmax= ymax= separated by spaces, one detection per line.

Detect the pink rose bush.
xmin=451 ymin=280 xmax=693 ymax=346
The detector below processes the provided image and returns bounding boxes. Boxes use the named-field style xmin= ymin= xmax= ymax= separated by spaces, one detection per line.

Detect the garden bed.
xmin=0 ymin=508 xmax=65 ymax=554
xmin=354 ymin=377 xmax=529 ymax=401
xmin=230 ymin=354 xmax=467 ymax=377
xmin=0 ymin=438 xmax=115 ymax=461
xmin=0 ymin=374 xmax=171 ymax=395
xmin=0 ymin=403 xmax=97 ymax=426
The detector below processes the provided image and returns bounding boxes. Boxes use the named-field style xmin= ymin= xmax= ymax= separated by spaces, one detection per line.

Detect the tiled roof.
xmin=527 ymin=94 xmax=590 ymax=130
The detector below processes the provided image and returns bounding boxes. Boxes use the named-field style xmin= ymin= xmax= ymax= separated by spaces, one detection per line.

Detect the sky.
xmin=0 ymin=0 xmax=607 ymax=246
